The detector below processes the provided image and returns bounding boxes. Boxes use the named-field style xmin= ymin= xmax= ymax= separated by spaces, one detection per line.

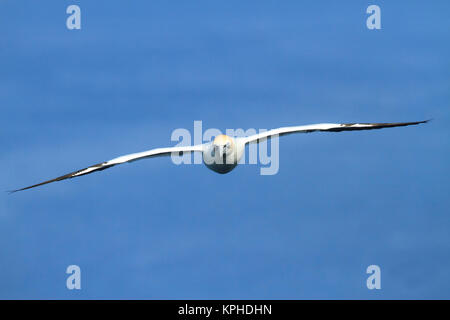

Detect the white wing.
xmin=244 ymin=120 xmax=429 ymax=144
xmin=11 ymin=144 xmax=204 ymax=192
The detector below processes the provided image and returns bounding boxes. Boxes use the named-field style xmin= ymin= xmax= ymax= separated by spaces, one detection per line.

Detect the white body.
xmin=202 ymin=136 xmax=246 ymax=174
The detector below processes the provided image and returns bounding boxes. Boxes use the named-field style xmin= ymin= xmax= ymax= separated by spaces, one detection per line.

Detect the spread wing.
xmin=10 ymin=144 xmax=204 ymax=193
xmin=243 ymin=120 xmax=430 ymax=144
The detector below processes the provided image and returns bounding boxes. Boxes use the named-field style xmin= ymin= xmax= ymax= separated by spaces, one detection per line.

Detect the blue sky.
xmin=0 ymin=1 xmax=449 ymax=299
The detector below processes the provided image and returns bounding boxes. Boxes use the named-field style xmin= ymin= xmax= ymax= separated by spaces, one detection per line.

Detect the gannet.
xmin=10 ymin=120 xmax=428 ymax=192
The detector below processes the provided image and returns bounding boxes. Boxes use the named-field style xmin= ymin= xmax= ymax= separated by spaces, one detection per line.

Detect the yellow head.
xmin=213 ymin=134 xmax=234 ymax=156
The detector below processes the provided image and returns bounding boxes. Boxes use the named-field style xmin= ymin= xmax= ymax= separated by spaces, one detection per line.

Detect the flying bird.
xmin=10 ymin=120 xmax=428 ymax=192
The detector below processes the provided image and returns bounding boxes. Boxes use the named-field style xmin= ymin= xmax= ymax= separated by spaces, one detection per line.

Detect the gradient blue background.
xmin=1 ymin=1 xmax=449 ymax=299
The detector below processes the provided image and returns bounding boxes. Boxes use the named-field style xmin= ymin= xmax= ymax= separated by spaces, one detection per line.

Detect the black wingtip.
xmin=6 ymin=189 xmax=22 ymax=195
xmin=406 ymin=119 xmax=431 ymax=126
xmin=413 ymin=119 xmax=431 ymax=124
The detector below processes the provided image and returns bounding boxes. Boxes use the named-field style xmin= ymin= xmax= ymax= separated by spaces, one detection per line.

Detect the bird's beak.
xmin=213 ymin=144 xmax=227 ymax=159
xmin=219 ymin=145 xmax=225 ymax=156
